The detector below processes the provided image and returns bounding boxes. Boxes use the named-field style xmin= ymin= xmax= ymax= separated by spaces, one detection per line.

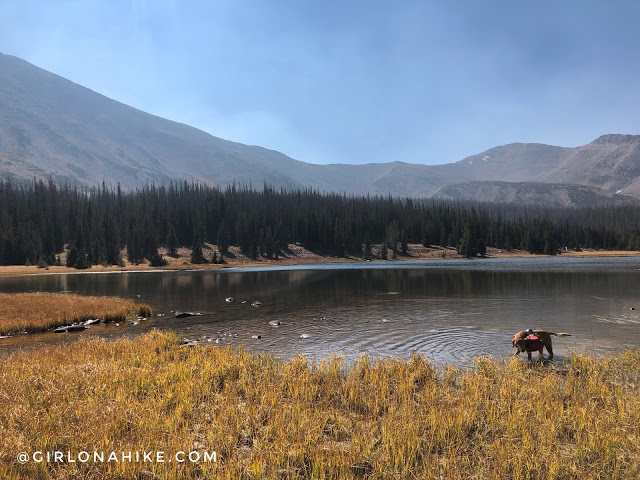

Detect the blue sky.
xmin=1 ymin=1 xmax=640 ymax=165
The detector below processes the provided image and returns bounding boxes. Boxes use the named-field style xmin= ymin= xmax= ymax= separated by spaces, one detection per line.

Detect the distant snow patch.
xmin=482 ymin=155 xmax=491 ymax=161
xmin=468 ymin=161 xmax=473 ymax=165
xmin=616 ymin=189 xmax=623 ymax=194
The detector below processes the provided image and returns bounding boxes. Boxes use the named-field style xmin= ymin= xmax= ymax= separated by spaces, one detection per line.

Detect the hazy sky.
xmin=2 ymin=1 xmax=640 ymax=165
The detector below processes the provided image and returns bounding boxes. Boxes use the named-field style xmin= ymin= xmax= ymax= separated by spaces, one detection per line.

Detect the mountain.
xmin=2 ymin=52 xmax=640 ymax=206
xmin=0 ymin=52 xmax=317 ymax=190
xmin=431 ymin=181 xmax=636 ymax=208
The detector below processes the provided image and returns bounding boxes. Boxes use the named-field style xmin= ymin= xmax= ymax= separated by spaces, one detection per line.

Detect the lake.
xmin=1 ymin=257 xmax=640 ymax=363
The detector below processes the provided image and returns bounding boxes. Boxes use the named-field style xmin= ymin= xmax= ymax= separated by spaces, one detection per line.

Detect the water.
xmin=2 ymin=257 xmax=640 ymax=363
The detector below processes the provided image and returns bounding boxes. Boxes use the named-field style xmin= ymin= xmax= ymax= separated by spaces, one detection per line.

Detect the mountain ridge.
xmin=2 ymin=52 xmax=640 ymax=206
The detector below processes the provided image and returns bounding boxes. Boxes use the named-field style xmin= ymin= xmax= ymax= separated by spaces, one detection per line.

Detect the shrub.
xmin=150 ymin=253 xmax=169 ymax=267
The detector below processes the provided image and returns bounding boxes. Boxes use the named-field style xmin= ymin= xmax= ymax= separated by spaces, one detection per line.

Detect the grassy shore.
xmin=1 ymin=331 xmax=639 ymax=479
xmin=0 ymin=244 xmax=638 ymax=278
xmin=0 ymin=293 xmax=152 ymax=336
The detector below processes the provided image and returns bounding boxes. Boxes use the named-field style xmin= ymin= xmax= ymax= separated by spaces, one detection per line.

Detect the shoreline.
xmin=0 ymin=244 xmax=638 ymax=278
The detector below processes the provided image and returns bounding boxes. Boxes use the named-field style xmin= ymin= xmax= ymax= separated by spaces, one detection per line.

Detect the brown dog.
xmin=512 ymin=329 xmax=571 ymax=361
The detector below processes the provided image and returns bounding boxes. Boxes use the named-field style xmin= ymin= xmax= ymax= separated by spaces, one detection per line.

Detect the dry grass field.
xmin=1 ymin=330 xmax=639 ymax=479
xmin=0 ymin=292 xmax=152 ymax=335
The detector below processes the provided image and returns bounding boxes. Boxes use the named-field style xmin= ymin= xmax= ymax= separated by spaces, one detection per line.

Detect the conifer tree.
xmin=166 ymin=225 xmax=179 ymax=256
xmin=216 ymin=220 xmax=230 ymax=253
xmin=190 ymin=230 xmax=207 ymax=264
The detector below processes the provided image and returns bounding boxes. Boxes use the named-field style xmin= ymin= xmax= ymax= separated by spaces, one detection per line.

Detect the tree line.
xmin=1 ymin=179 xmax=640 ymax=268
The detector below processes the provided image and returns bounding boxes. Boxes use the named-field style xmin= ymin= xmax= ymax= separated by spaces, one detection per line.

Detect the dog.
xmin=512 ymin=329 xmax=571 ymax=361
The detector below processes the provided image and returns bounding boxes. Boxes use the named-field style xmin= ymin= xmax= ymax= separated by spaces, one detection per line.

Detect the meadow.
xmin=0 ymin=292 xmax=152 ymax=335
xmin=1 ymin=329 xmax=639 ymax=479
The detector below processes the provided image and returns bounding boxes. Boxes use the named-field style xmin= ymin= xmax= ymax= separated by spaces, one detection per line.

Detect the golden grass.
xmin=1 ymin=331 xmax=639 ymax=479
xmin=0 ymin=293 xmax=152 ymax=335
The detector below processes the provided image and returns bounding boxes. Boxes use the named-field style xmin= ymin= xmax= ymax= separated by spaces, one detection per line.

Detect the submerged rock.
xmin=53 ymin=325 xmax=87 ymax=333
xmin=175 ymin=311 xmax=202 ymax=318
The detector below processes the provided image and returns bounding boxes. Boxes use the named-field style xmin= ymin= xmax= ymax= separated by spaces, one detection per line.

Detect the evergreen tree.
xmin=166 ymin=225 xmax=179 ymax=256
xmin=216 ymin=220 xmax=230 ymax=253
xmin=190 ymin=230 xmax=207 ymax=264
xmin=74 ymin=249 xmax=91 ymax=269
xmin=457 ymin=220 xmax=485 ymax=258
xmin=66 ymin=247 xmax=79 ymax=268
xmin=400 ymin=229 xmax=408 ymax=254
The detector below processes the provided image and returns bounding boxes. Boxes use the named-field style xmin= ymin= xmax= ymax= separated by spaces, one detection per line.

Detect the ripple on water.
xmin=3 ymin=258 xmax=640 ymax=362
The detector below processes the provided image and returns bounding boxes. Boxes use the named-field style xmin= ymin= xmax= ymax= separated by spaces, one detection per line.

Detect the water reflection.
xmin=1 ymin=257 xmax=640 ymax=363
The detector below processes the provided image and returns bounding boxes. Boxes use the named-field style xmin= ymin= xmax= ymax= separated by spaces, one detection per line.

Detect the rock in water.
xmin=53 ymin=325 xmax=87 ymax=333
xmin=175 ymin=311 xmax=202 ymax=318
xmin=251 ymin=301 xmax=262 ymax=308
xmin=225 ymin=297 xmax=234 ymax=303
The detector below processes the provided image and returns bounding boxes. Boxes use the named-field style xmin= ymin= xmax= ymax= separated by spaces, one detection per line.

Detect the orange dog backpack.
xmin=524 ymin=334 xmax=543 ymax=352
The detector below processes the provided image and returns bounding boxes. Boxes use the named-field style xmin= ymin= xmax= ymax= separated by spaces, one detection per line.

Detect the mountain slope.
xmin=431 ymin=181 xmax=637 ymax=207
xmin=2 ymin=52 xmax=640 ymax=205
xmin=0 ymin=52 xmax=308 ymax=189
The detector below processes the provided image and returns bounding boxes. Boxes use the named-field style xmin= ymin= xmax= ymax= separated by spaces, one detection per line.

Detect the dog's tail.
xmin=549 ymin=332 xmax=571 ymax=337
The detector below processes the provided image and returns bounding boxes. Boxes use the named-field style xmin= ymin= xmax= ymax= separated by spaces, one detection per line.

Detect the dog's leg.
xmin=546 ymin=345 xmax=553 ymax=360
xmin=538 ymin=348 xmax=544 ymax=362
xmin=527 ymin=352 xmax=532 ymax=361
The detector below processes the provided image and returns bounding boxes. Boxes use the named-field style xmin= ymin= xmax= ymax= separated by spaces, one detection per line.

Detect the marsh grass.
xmin=1 ymin=331 xmax=639 ymax=479
xmin=0 ymin=293 xmax=152 ymax=335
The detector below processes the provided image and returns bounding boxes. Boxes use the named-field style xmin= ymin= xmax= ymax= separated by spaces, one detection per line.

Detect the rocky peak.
xmin=591 ymin=134 xmax=640 ymax=145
